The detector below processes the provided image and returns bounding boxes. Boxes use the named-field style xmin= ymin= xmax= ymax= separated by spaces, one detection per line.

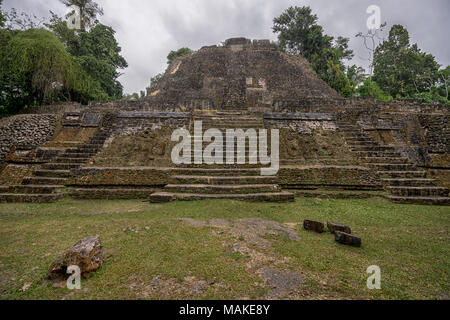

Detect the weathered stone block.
xmin=303 ymin=219 xmax=324 ymax=233
xmin=48 ymin=235 xmax=104 ymax=280
xmin=335 ymin=231 xmax=361 ymax=247
xmin=327 ymin=221 xmax=351 ymax=234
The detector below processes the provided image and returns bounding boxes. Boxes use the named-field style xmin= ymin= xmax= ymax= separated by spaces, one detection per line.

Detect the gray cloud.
xmin=3 ymin=0 xmax=449 ymax=94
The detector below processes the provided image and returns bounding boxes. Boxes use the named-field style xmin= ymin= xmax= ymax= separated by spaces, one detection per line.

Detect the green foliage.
xmin=148 ymin=73 xmax=163 ymax=91
xmin=346 ymin=65 xmax=367 ymax=88
xmin=272 ymin=6 xmax=355 ymax=97
xmin=357 ymin=78 xmax=393 ymax=102
xmin=436 ymin=66 xmax=449 ymax=101
xmin=0 ymin=28 xmax=105 ymax=115
xmin=60 ymin=0 xmax=103 ymax=31
xmin=167 ymin=47 xmax=193 ymax=65
xmin=373 ymin=24 xmax=441 ymax=98
xmin=122 ymin=92 xmax=140 ymax=101
xmin=47 ymin=16 xmax=128 ymax=100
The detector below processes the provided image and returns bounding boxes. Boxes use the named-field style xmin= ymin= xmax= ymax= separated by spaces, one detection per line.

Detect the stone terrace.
xmin=0 ymin=38 xmax=448 ymax=205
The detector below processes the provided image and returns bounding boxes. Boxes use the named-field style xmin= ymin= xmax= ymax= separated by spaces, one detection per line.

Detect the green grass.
xmin=0 ymin=197 xmax=449 ymax=300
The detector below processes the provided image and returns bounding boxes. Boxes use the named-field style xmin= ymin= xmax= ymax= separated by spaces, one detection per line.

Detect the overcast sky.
xmin=4 ymin=0 xmax=450 ymax=94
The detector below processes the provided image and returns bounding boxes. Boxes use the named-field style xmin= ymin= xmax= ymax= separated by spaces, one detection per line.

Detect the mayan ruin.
xmin=1 ymin=0 xmax=449 ymax=304
xmin=0 ymin=37 xmax=448 ymax=205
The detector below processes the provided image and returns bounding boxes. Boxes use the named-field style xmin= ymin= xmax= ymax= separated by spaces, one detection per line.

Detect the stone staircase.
xmin=337 ymin=121 xmax=450 ymax=205
xmin=0 ymin=129 xmax=110 ymax=203
xmin=150 ymin=111 xmax=294 ymax=202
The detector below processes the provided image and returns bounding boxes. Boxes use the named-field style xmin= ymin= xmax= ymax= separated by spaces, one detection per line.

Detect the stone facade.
xmin=0 ymin=38 xmax=448 ymax=204
xmin=0 ymin=114 xmax=58 ymax=164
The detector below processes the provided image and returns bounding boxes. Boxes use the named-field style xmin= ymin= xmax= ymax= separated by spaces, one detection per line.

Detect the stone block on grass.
xmin=303 ymin=219 xmax=324 ymax=233
xmin=335 ymin=231 xmax=361 ymax=247
xmin=327 ymin=221 xmax=351 ymax=234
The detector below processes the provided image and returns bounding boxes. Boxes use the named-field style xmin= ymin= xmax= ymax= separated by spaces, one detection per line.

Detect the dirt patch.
xmin=259 ymin=267 xmax=305 ymax=299
xmin=179 ymin=217 xmax=305 ymax=299
xmin=180 ymin=218 xmax=300 ymax=249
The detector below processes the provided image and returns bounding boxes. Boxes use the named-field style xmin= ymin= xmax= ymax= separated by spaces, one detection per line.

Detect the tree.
xmin=148 ymin=73 xmax=163 ymax=91
xmin=272 ymin=6 xmax=355 ymax=97
xmin=47 ymin=15 xmax=128 ymax=100
xmin=356 ymin=22 xmax=387 ymax=75
xmin=372 ymin=24 xmax=440 ymax=98
xmin=60 ymin=0 xmax=103 ymax=31
xmin=0 ymin=29 xmax=105 ymax=115
xmin=167 ymin=48 xmax=192 ymax=65
xmin=437 ymin=66 xmax=449 ymax=100
xmin=75 ymin=24 xmax=128 ymax=99
xmin=346 ymin=65 xmax=367 ymax=88
xmin=357 ymin=78 xmax=392 ymax=102
xmin=273 ymin=6 xmax=332 ymax=60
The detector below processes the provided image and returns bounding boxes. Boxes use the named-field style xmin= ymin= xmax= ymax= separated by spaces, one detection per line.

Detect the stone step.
xmin=340 ymin=128 xmax=362 ymax=132
xmin=381 ymin=178 xmax=437 ymax=187
xmin=198 ymin=120 xmax=263 ymax=124
xmin=386 ymin=186 xmax=449 ymax=197
xmin=343 ymin=134 xmax=371 ymax=140
xmin=354 ymin=151 xmax=401 ymax=158
xmin=194 ymin=115 xmax=260 ymax=120
xmin=41 ymin=163 xmax=81 ymax=170
xmin=338 ymin=125 xmax=359 ymax=128
xmin=69 ymin=188 xmax=155 ymax=199
xmin=0 ymin=185 xmax=62 ymax=194
xmin=75 ymin=149 xmax=100 ymax=154
xmin=174 ymin=163 xmax=265 ymax=168
xmin=149 ymin=191 xmax=295 ymax=203
xmin=345 ymin=138 xmax=373 ymax=142
xmin=0 ymin=193 xmax=64 ymax=203
xmin=378 ymin=171 xmax=427 ymax=178
xmin=65 ymin=148 xmax=98 ymax=154
xmin=385 ymin=195 xmax=450 ymax=206
xmin=186 ymin=155 xmax=261 ymax=162
xmin=199 ymin=125 xmax=264 ymax=130
xmin=89 ymin=139 xmax=106 ymax=143
xmin=368 ymin=163 xmax=416 ymax=171
xmin=62 ymin=152 xmax=94 ymax=158
xmin=33 ymin=170 xmax=71 ymax=178
xmin=350 ymin=146 xmax=396 ymax=152
xmin=81 ymin=143 xmax=104 ymax=148
xmin=195 ymin=118 xmax=258 ymax=123
xmin=172 ymin=168 xmax=262 ymax=176
xmin=23 ymin=176 xmax=67 ymax=185
xmin=54 ymin=157 xmax=89 ymax=163
xmin=347 ymin=141 xmax=378 ymax=146
xmin=164 ymin=184 xmax=281 ymax=194
xmin=169 ymin=175 xmax=278 ymax=185
xmin=360 ymin=157 xmax=409 ymax=164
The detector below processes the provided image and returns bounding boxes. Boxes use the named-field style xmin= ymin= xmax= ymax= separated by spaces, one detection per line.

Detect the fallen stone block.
xmin=303 ymin=219 xmax=324 ymax=233
xmin=327 ymin=221 xmax=351 ymax=234
xmin=48 ymin=235 xmax=104 ymax=280
xmin=335 ymin=231 xmax=361 ymax=247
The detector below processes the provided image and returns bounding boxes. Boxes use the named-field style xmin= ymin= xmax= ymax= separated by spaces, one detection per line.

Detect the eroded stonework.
xmin=0 ymin=38 xmax=448 ymax=204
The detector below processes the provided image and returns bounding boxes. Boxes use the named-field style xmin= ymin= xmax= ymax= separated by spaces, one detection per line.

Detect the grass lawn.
xmin=0 ymin=197 xmax=449 ymax=300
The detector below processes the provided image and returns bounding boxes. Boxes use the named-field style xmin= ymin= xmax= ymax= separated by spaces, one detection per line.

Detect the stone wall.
xmin=68 ymin=167 xmax=171 ymax=186
xmin=278 ymin=166 xmax=381 ymax=190
xmin=0 ymin=114 xmax=58 ymax=165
